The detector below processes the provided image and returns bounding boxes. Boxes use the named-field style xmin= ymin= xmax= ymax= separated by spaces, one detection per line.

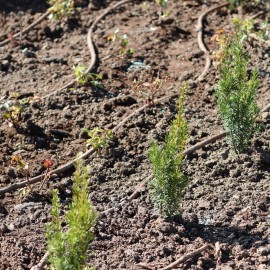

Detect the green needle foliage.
xmin=149 ymin=84 xmax=189 ymax=218
xmin=46 ymin=158 xmax=98 ymax=270
xmin=216 ymin=30 xmax=260 ymax=154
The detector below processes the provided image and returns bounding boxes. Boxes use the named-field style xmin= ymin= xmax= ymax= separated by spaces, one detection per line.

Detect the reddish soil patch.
xmin=0 ymin=0 xmax=270 ymax=269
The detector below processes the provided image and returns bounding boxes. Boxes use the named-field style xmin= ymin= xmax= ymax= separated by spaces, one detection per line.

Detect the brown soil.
xmin=0 ymin=0 xmax=270 ymax=269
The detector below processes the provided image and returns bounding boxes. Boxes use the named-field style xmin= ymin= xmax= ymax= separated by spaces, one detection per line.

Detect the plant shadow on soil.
xmin=172 ymin=216 xmax=268 ymax=269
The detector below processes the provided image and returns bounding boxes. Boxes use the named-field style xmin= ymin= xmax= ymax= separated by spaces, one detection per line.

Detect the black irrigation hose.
xmin=196 ymin=2 xmax=229 ymax=81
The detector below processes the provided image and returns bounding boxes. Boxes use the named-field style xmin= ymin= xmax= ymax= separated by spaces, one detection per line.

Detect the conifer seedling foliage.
xmin=46 ymin=158 xmax=98 ymax=270
xmin=149 ymin=85 xmax=188 ymax=218
xmin=216 ymin=29 xmax=260 ymax=154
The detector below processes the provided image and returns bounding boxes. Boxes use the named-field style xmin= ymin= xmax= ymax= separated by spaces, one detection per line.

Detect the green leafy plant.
xmin=46 ymin=157 xmax=98 ymax=270
xmin=84 ymin=127 xmax=113 ymax=150
xmin=149 ymin=84 xmax=189 ymax=218
xmin=216 ymin=29 xmax=260 ymax=154
xmin=73 ymin=64 xmax=103 ymax=89
xmin=107 ymin=29 xmax=135 ymax=57
xmin=0 ymin=98 xmax=27 ymax=129
xmin=48 ymin=0 xmax=75 ymax=20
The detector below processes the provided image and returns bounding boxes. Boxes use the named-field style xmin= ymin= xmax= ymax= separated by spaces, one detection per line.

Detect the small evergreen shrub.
xmin=149 ymin=85 xmax=189 ymax=218
xmin=46 ymin=158 xmax=98 ymax=270
xmin=216 ymin=29 xmax=260 ymax=154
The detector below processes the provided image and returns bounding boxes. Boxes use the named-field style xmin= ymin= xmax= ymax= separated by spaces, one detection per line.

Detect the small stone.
xmin=7 ymin=223 xmax=15 ymax=231
xmin=22 ymin=48 xmax=36 ymax=58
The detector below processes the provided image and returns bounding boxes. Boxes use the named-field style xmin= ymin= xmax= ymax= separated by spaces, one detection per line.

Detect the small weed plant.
xmin=216 ymin=29 xmax=260 ymax=154
xmin=74 ymin=64 xmax=103 ymax=89
xmin=107 ymin=29 xmax=135 ymax=57
xmin=46 ymin=158 xmax=98 ymax=270
xmin=84 ymin=127 xmax=113 ymax=150
xmin=149 ymin=84 xmax=189 ymax=218
xmin=0 ymin=98 xmax=28 ymax=129
xmin=48 ymin=0 xmax=75 ymax=20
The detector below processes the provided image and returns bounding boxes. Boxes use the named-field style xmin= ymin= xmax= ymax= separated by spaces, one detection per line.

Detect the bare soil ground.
xmin=0 ymin=0 xmax=270 ymax=269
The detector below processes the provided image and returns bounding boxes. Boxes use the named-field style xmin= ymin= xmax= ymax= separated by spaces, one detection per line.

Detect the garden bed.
xmin=0 ymin=0 xmax=270 ymax=269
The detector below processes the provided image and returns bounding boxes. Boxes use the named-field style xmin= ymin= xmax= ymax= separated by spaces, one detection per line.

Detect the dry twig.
xmin=137 ymin=244 xmax=211 ymax=270
xmin=158 ymin=244 xmax=211 ymax=270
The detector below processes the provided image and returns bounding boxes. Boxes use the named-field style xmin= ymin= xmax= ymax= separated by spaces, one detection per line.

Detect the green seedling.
xmin=149 ymin=84 xmax=189 ymax=218
xmin=48 ymin=0 xmax=75 ymax=20
xmin=84 ymin=127 xmax=113 ymax=150
xmin=0 ymin=100 xmax=22 ymax=129
xmin=0 ymin=94 xmax=28 ymax=129
xmin=107 ymin=29 xmax=135 ymax=57
xmin=73 ymin=64 xmax=103 ymax=89
xmin=46 ymin=157 xmax=98 ymax=270
xmin=216 ymin=29 xmax=260 ymax=154
xmin=10 ymin=155 xmax=31 ymax=191
xmin=119 ymin=34 xmax=135 ymax=56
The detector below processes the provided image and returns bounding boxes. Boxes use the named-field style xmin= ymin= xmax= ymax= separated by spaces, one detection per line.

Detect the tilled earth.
xmin=0 ymin=0 xmax=270 ymax=269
